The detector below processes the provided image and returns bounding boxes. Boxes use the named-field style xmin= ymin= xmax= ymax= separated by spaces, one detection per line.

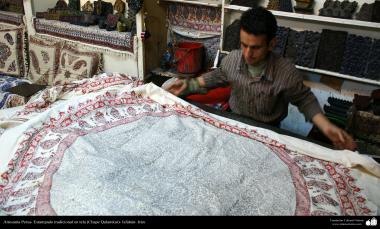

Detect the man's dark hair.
xmin=240 ymin=7 xmax=278 ymax=42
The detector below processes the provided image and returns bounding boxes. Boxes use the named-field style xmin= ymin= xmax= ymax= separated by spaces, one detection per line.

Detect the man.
xmin=165 ymin=7 xmax=356 ymax=150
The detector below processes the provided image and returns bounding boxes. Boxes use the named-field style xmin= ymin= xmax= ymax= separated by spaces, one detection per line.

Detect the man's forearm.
xmin=311 ymin=112 xmax=331 ymax=134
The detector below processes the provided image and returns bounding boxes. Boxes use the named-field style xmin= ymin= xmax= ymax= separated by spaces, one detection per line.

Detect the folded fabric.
xmin=6 ymin=84 xmax=46 ymax=98
xmin=0 ymin=74 xmax=30 ymax=92
xmin=0 ymin=91 xmax=25 ymax=109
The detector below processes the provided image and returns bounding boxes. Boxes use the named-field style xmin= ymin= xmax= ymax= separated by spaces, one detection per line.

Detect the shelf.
xmin=224 ymin=4 xmax=380 ymax=30
xmin=160 ymin=0 xmax=222 ymax=7
xmin=295 ymin=66 xmax=380 ymax=86
xmin=218 ymin=50 xmax=380 ymax=86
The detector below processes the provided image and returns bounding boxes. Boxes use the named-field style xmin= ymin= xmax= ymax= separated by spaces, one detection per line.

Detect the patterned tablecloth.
xmin=0 ymin=73 xmax=379 ymax=215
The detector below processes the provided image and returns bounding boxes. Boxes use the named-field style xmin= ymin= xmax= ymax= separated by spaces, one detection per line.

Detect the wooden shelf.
xmin=159 ymin=0 xmax=222 ymax=7
xmin=224 ymin=4 xmax=380 ymax=30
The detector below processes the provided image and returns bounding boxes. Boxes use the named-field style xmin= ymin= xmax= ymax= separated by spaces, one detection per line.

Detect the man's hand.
xmin=322 ymin=124 xmax=357 ymax=150
xmin=163 ymin=79 xmax=187 ymax=96
xmin=312 ymin=113 xmax=357 ymax=151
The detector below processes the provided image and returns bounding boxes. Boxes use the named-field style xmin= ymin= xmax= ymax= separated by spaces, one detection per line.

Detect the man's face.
xmin=240 ymin=29 xmax=275 ymax=66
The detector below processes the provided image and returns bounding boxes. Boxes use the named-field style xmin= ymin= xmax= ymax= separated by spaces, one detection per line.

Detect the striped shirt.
xmin=202 ymin=50 xmax=322 ymax=124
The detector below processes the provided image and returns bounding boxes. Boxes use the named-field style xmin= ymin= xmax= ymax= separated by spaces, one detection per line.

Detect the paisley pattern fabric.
xmin=27 ymin=35 xmax=62 ymax=86
xmin=54 ymin=44 xmax=101 ymax=85
xmin=168 ymin=3 xmax=221 ymax=33
xmin=0 ymin=73 xmax=378 ymax=216
xmin=0 ymin=74 xmax=29 ymax=109
xmin=0 ymin=91 xmax=25 ymax=109
xmin=0 ymin=26 xmax=25 ymax=77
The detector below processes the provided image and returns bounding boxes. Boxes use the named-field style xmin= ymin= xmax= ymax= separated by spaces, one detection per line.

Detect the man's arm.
xmin=164 ymin=76 xmax=206 ymax=96
xmin=312 ymin=113 xmax=357 ymax=150
xmin=284 ymin=67 xmax=356 ymax=150
xmin=165 ymin=53 xmax=231 ymax=96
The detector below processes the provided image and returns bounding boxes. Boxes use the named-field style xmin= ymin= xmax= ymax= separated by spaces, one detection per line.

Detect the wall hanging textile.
xmin=168 ymin=3 xmax=221 ymax=33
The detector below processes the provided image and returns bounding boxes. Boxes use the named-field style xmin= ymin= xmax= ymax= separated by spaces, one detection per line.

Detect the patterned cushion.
xmin=0 ymin=27 xmax=25 ymax=77
xmin=54 ymin=44 xmax=101 ymax=85
xmin=27 ymin=35 xmax=62 ymax=85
